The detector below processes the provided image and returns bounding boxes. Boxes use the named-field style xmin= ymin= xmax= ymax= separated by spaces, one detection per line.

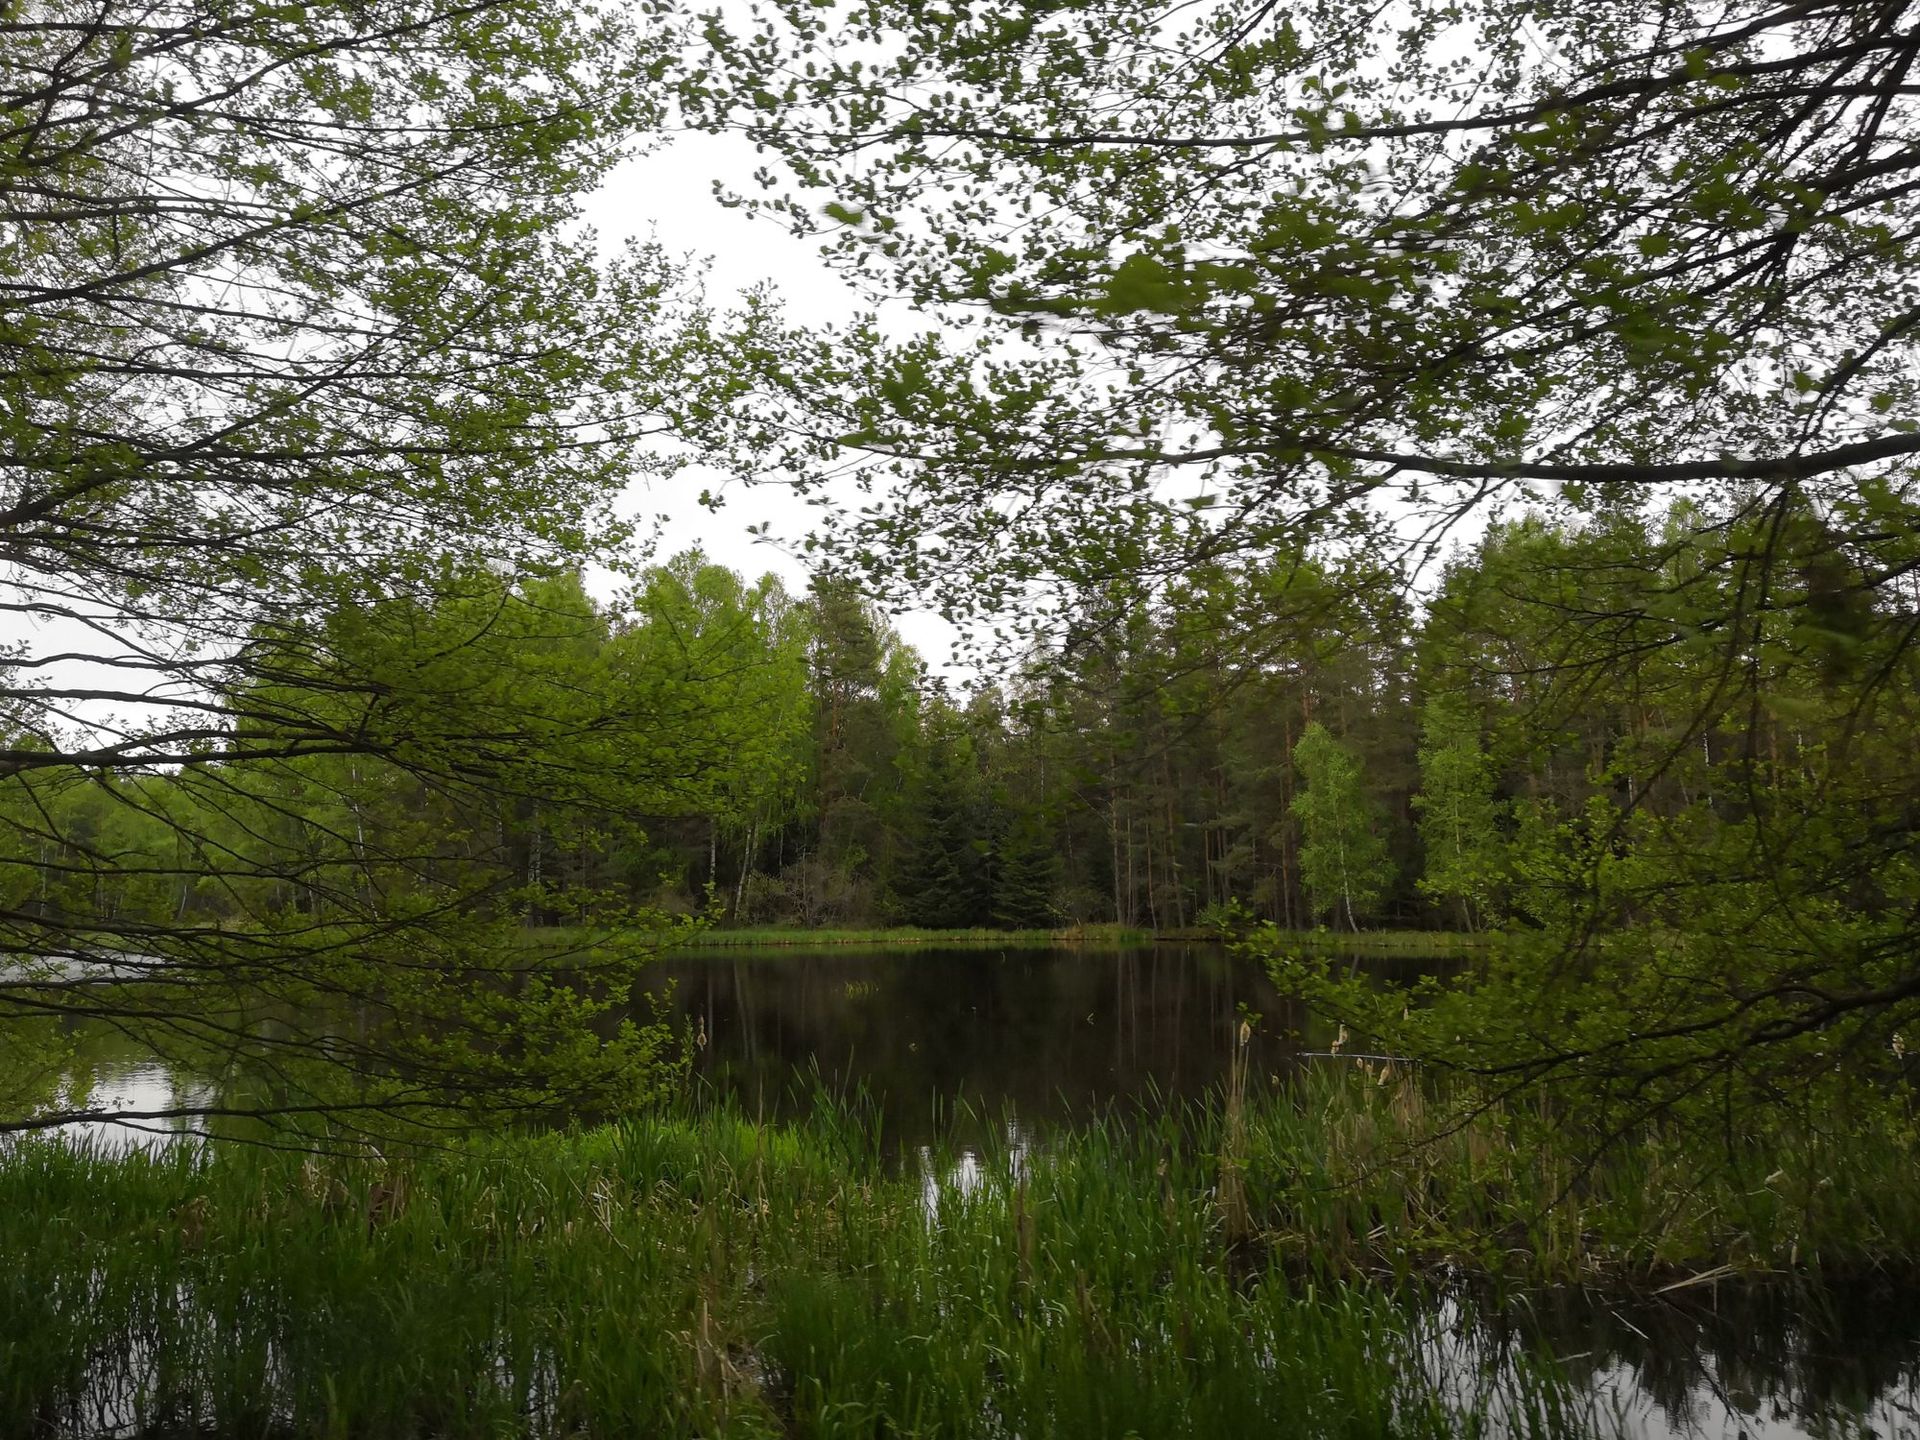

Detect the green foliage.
xmin=0 ymin=0 xmax=710 ymax=1135
xmin=1274 ymin=491 xmax=1920 ymax=1134
xmin=671 ymin=0 xmax=1920 ymax=1126
xmin=1410 ymin=697 xmax=1505 ymax=931
xmin=683 ymin=0 xmax=1920 ymax=660
xmin=11 ymin=0 xmax=1920 ymax=1166
xmin=627 ymin=552 xmax=813 ymax=834
xmin=0 ymin=559 xmax=837 ymax=1138
xmin=1290 ymin=723 xmax=1394 ymax=931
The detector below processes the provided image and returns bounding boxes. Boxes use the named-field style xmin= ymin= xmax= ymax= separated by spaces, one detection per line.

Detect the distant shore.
xmin=522 ymin=923 xmax=1492 ymax=953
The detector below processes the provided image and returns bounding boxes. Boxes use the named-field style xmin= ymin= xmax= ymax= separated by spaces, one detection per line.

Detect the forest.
xmin=26 ymin=498 xmax=1915 ymax=946
xmin=5 ymin=0 xmax=1920 ymax=1432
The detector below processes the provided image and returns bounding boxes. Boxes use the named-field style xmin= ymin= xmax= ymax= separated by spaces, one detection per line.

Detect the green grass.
xmin=1238 ymin=1064 xmax=1920 ymax=1283
xmin=529 ymin=923 xmax=1481 ymax=953
xmin=0 ymin=1092 xmax=1572 ymax=1439
xmin=5 ymin=1073 xmax=1914 ymax=1437
xmin=679 ymin=922 xmax=1157 ymax=949
xmin=1166 ymin=926 xmax=1491 ymax=953
xmin=527 ymin=922 xmax=1157 ymax=952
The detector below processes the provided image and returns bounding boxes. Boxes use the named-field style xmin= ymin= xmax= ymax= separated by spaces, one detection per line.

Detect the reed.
xmin=2 ymin=1102 xmax=1578 ymax=1439
xmin=1232 ymin=1063 xmax=1920 ymax=1284
xmin=4 ymin=1075 xmax=1913 ymax=1437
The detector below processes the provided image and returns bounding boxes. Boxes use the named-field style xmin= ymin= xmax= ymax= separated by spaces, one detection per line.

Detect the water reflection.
xmin=917 ymin=1118 xmax=1035 ymax=1220
xmin=21 ymin=1059 xmax=214 ymax=1157
xmin=1405 ymin=1287 xmax=1920 ymax=1440
xmin=20 ymin=943 xmax=1920 ymax=1439
xmin=1525 ymin=1286 xmax=1920 ymax=1439
xmin=643 ymin=945 xmax=1304 ymax=1148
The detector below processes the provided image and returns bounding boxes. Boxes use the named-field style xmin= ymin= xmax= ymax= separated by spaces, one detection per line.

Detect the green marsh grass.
xmin=5 ymin=1071 xmax=1914 ymax=1437
xmin=1239 ymin=1063 xmax=1920 ymax=1283
xmin=4 ymin=1095 xmax=1587 ymax=1439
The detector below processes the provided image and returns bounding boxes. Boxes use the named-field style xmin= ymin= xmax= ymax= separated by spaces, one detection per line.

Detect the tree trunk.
xmin=734 ymin=814 xmax=758 ymax=919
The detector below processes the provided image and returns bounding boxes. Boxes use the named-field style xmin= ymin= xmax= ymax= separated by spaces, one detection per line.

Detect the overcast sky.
xmin=582 ymin=130 xmax=971 ymax=675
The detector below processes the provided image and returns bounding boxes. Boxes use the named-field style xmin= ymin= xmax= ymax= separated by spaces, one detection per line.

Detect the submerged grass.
xmin=5 ymin=1069 xmax=1916 ymax=1437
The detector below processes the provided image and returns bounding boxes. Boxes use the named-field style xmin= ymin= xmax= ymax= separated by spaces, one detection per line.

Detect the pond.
xmin=647 ymin=942 xmax=1310 ymax=1147
xmin=26 ymin=942 xmax=1920 ymax=1440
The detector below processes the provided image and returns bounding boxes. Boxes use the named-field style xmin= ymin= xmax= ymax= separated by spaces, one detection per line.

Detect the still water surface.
xmin=39 ymin=942 xmax=1920 ymax=1439
xmin=650 ymin=943 xmax=1307 ymax=1143
xmin=643 ymin=945 xmax=1920 ymax=1438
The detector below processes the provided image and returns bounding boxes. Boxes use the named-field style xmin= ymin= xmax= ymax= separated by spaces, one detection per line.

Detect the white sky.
xmin=579 ymin=126 xmax=1510 ymax=674
xmin=581 ymin=130 xmax=971 ymax=675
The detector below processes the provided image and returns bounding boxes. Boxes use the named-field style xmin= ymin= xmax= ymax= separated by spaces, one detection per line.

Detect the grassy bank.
xmin=681 ymin=922 xmax=1157 ymax=949
xmin=6 ymin=1073 xmax=1915 ymax=1437
xmin=1166 ymin=926 xmax=1491 ymax=953
xmin=531 ymin=923 xmax=1482 ymax=953
xmin=528 ymin=923 xmax=1157 ymax=952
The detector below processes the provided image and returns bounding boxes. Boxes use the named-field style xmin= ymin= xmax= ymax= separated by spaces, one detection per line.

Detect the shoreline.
xmin=524 ymin=924 xmax=1493 ymax=953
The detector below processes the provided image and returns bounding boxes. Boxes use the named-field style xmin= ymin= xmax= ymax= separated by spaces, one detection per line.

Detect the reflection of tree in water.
xmin=645 ymin=946 xmax=1306 ymax=1149
xmin=1517 ymin=1284 xmax=1920 ymax=1437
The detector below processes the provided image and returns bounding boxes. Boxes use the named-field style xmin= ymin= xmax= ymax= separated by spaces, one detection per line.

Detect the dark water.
xmin=637 ymin=945 xmax=1920 ymax=1438
xmin=33 ymin=942 xmax=1920 ymax=1438
xmin=1478 ymin=1285 xmax=1920 ymax=1438
xmin=643 ymin=943 xmax=1308 ymax=1145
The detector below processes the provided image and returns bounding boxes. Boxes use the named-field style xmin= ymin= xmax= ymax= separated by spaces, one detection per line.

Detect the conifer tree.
xmin=991 ymin=808 xmax=1062 ymax=930
xmin=894 ymin=734 xmax=987 ymax=929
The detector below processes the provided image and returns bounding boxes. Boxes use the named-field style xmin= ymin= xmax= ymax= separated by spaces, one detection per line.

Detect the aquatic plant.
xmin=5 ymin=1073 xmax=1916 ymax=1437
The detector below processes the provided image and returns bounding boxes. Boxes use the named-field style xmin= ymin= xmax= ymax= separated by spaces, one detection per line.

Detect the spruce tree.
xmin=895 ymin=735 xmax=986 ymax=929
xmin=991 ymin=808 xmax=1061 ymax=930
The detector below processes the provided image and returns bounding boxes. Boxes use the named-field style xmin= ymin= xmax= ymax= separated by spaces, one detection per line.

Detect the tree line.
xmin=25 ymin=490 xmax=1909 ymax=957
xmin=9 ymin=0 xmax=1918 ymax=1138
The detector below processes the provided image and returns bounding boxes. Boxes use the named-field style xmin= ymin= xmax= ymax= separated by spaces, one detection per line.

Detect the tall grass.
xmin=2 ymin=1098 xmax=1585 ymax=1439
xmin=1238 ymin=1063 xmax=1920 ymax=1283
xmin=5 ymin=1071 xmax=1915 ymax=1436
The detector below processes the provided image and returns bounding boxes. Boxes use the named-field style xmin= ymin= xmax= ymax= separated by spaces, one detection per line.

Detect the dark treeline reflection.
xmin=1513 ymin=1284 xmax=1920 ymax=1438
xmin=642 ymin=946 xmax=1308 ymax=1145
